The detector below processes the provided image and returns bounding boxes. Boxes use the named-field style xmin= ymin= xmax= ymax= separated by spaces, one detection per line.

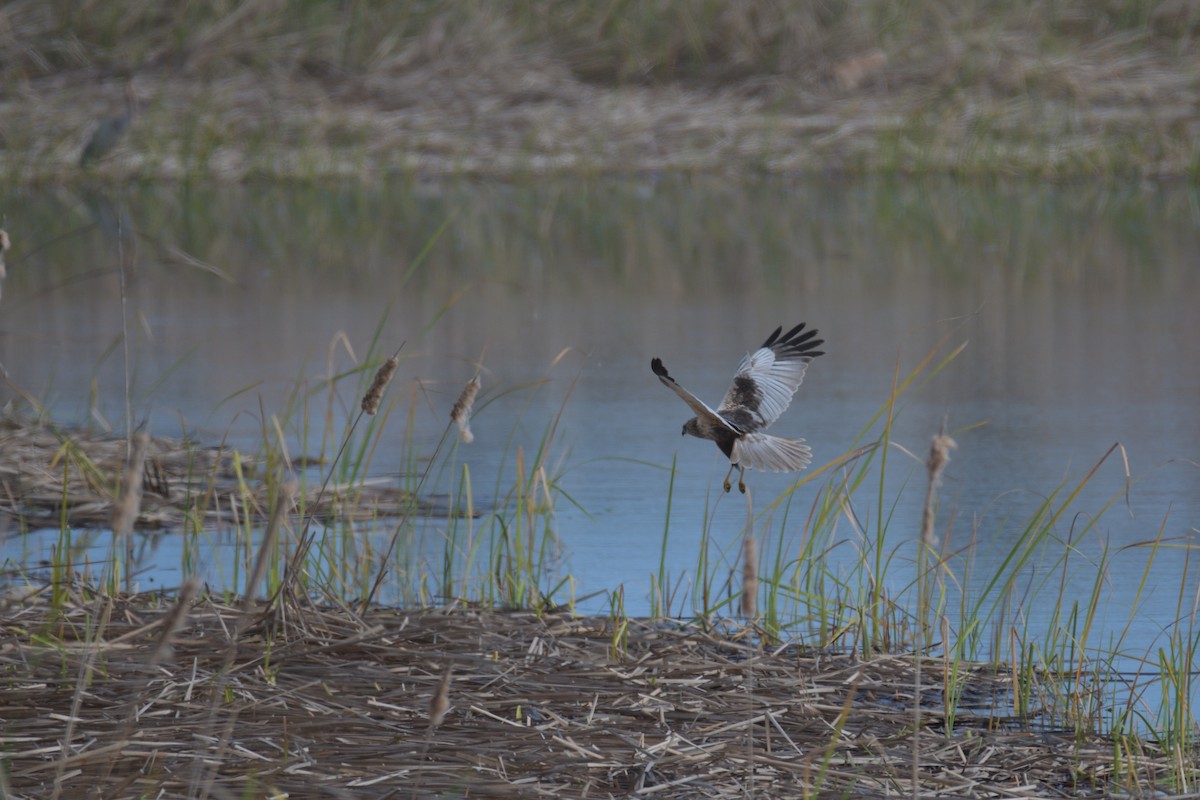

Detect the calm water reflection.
xmin=1 ymin=177 xmax=1197 ymax=664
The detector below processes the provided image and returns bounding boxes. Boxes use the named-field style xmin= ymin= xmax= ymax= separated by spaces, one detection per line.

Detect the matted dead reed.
xmin=1 ymin=587 xmax=1183 ymax=799
xmin=0 ymin=415 xmax=439 ymax=531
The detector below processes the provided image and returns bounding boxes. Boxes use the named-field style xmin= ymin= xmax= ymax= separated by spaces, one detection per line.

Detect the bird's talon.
xmin=738 ymin=480 xmax=746 ymax=494
xmin=722 ymin=479 xmax=732 ymax=493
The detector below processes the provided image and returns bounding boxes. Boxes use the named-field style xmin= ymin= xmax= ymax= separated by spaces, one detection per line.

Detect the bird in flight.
xmin=651 ymin=323 xmax=825 ymax=493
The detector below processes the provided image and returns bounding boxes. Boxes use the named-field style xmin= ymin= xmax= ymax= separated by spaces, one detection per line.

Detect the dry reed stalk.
xmin=195 ymin=481 xmax=296 ymax=798
xmin=0 ymin=229 xmax=9 ymax=286
xmin=113 ymin=430 xmax=149 ymax=595
xmin=242 ymin=479 xmax=296 ymax=612
xmin=361 ymin=355 xmax=399 ymax=415
xmin=51 ymin=591 xmax=115 ymax=800
xmin=450 ymin=375 xmax=481 ymax=443
xmin=147 ymin=578 xmax=200 ymax=668
xmin=111 ymin=430 xmax=149 ymax=537
xmin=99 ymin=578 xmax=200 ymax=786
xmin=913 ymin=427 xmax=956 ymax=798
xmin=740 ymin=532 xmax=758 ymax=620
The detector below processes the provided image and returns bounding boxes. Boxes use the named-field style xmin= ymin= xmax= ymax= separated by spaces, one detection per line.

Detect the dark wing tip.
xmin=773 ymin=323 xmax=825 ymax=360
xmin=760 ymin=325 xmax=784 ymax=348
xmin=764 ymin=322 xmax=819 ymax=348
xmin=781 ymin=322 xmax=808 ymax=342
xmin=651 ymin=357 xmax=669 ymax=378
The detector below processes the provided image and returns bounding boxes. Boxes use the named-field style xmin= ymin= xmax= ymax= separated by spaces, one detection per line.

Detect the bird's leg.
xmin=722 ymin=464 xmax=736 ymax=493
xmin=738 ymin=467 xmax=746 ymax=494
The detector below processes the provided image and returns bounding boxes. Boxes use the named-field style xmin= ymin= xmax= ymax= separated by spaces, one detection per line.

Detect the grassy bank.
xmin=2 ymin=1 xmax=1199 ymax=180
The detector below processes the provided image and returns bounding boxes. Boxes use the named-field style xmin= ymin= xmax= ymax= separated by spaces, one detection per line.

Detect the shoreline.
xmin=10 ymin=70 xmax=1197 ymax=183
xmin=6 ymin=8 xmax=1198 ymax=184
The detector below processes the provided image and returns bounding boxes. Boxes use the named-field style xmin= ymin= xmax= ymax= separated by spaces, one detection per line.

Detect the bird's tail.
xmin=731 ymin=433 xmax=813 ymax=473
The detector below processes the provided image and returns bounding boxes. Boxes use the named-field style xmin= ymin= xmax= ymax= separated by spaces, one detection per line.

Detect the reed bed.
xmin=0 ymin=415 xmax=436 ymax=530
xmin=2 ymin=587 xmax=1176 ymax=799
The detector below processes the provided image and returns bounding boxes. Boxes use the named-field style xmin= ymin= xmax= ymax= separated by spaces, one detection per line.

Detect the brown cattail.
xmin=428 ymin=662 xmax=452 ymax=731
xmin=740 ymin=532 xmax=758 ymax=619
xmin=921 ymin=432 xmax=957 ymax=549
xmin=450 ymin=376 xmax=481 ymax=443
xmin=361 ymin=355 xmax=399 ymax=415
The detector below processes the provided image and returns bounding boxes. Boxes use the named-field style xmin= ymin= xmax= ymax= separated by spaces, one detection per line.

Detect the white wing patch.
xmin=721 ymin=346 xmax=814 ymax=430
xmin=730 ymin=433 xmax=813 ymax=472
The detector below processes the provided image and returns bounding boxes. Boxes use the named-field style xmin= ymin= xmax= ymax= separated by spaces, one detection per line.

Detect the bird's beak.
xmin=680 ymin=426 xmax=686 ymax=436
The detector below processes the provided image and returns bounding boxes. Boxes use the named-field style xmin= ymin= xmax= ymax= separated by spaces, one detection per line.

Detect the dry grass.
xmin=1 ymin=1 xmax=1197 ymax=179
xmin=2 ymin=588 xmax=1178 ymax=798
xmin=0 ymin=415 xmax=437 ymax=530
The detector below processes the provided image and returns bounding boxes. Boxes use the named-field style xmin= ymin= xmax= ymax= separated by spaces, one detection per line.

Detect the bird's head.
xmin=682 ymin=418 xmax=700 ymax=438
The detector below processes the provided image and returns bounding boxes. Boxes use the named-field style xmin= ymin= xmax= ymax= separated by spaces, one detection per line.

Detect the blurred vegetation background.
xmin=2 ymin=0 xmax=1199 ymax=178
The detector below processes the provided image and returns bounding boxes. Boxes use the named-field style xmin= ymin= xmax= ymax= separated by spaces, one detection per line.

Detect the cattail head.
xmin=450 ymin=376 xmax=481 ymax=443
xmin=361 ymin=355 xmax=399 ymax=415
xmin=927 ymin=433 xmax=956 ymax=484
xmin=920 ymin=432 xmax=956 ymax=549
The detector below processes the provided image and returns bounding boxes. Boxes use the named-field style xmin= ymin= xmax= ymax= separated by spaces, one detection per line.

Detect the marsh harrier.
xmin=651 ymin=323 xmax=824 ymax=493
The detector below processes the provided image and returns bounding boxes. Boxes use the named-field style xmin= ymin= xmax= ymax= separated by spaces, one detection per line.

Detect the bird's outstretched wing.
xmin=651 ymin=358 xmax=739 ymax=433
xmin=717 ymin=323 xmax=824 ymax=433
